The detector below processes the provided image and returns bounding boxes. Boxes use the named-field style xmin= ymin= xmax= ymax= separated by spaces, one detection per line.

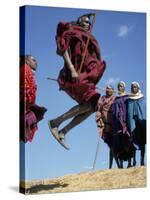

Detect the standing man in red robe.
xmin=48 ymin=13 xmax=106 ymax=149
xmin=20 ymin=55 xmax=47 ymax=142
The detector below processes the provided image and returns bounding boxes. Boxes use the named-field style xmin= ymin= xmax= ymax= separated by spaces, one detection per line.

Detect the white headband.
xmin=118 ymin=81 xmax=126 ymax=87
xmin=131 ymin=81 xmax=140 ymax=88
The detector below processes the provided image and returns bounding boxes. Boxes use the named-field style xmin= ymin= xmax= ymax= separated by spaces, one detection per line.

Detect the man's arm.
xmin=63 ymin=49 xmax=79 ymax=79
xmin=96 ymin=111 xmax=104 ymax=128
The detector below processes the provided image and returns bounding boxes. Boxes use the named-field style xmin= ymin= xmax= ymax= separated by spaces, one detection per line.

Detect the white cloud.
xmin=105 ymin=77 xmax=120 ymax=86
xmin=117 ymin=25 xmax=130 ymax=38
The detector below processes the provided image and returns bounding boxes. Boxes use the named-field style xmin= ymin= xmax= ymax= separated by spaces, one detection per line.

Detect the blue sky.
xmin=20 ymin=6 xmax=146 ymax=181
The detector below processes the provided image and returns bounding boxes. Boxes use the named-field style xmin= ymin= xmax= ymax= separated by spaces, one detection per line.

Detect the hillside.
xmin=20 ymin=166 xmax=146 ymax=195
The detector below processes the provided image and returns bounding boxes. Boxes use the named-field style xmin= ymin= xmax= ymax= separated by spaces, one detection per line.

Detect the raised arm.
xmin=63 ymin=49 xmax=79 ymax=79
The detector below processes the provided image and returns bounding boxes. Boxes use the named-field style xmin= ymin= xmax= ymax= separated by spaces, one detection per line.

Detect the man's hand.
xmin=71 ymin=70 xmax=79 ymax=81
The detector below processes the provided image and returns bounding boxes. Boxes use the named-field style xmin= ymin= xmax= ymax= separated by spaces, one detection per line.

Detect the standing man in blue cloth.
xmin=126 ymin=81 xmax=146 ymax=166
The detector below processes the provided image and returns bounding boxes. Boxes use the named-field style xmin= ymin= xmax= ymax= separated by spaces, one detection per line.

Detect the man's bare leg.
xmin=58 ymin=108 xmax=94 ymax=149
xmin=48 ymin=102 xmax=93 ymax=136
xmin=48 ymin=103 xmax=94 ymax=149
xmin=49 ymin=102 xmax=93 ymax=127
xmin=59 ymin=107 xmax=94 ymax=135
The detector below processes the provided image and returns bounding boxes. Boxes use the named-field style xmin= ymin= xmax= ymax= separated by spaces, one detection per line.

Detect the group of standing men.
xmin=96 ymin=81 xmax=146 ymax=167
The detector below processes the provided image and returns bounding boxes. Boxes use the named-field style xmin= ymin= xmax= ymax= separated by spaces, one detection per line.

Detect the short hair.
xmin=19 ymin=55 xmax=33 ymax=66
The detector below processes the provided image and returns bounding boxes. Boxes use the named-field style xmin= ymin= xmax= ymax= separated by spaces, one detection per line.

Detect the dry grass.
xmin=20 ymin=166 xmax=146 ymax=195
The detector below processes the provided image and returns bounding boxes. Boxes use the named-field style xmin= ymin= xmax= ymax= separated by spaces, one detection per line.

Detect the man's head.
xmin=131 ymin=81 xmax=140 ymax=94
xmin=25 ymin=55 xmax=37 ymax=71
xmin=118 ymin=81 xmax=126 ymax=94
xmin=77 ymin=15 xmax=91 ymax=31
xmin=105 ymin=85 xmax=114 ymax=97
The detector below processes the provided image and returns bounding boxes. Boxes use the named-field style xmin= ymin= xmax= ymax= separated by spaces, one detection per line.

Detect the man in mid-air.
xmin=48 ymin=13 xmax=106 ymax=149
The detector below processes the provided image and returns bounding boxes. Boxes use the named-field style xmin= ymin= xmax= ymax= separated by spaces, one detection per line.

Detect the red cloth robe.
xmin=20 ymin=64 xmax=37 ymax=142
xmin=20 ymin=64 xmax=37 ymax=112
xmin=56 ymin=22 xmax=106 ymax=104
xmin=96 ymin=95 xmax=116 ymax=146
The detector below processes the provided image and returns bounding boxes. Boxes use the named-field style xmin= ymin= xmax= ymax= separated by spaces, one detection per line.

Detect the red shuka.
xmin=20 ymin=64 xmax=37 ymax=112
xmin=20 ymin=64 xmax=37 ymax=142
xmin=56 ymin=22 xmax=106 ymax=104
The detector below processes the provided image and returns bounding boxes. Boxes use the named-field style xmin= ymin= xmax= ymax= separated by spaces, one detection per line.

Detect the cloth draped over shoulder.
xmin=127 ymin=96 xmax=146 ymax=149
xmin=112 ymin=95 xmax=132 ymax=158
xmin=112 ymin=95 xmax=128 ymax=134
xmin=95 ymin=95 xmax=115 ymax=146
xmin=20 ymin=64 xmax=47 ymax=142
xmin=56 ymin=22 xmax=106 ymax=104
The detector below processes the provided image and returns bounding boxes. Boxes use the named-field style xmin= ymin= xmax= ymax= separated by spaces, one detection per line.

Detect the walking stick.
xmin=92 ymin=138 xmax=100 ymax=171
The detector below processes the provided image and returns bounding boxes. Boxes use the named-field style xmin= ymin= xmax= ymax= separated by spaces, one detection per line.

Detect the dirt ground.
xmin=20 ymin=166 xmax=146 ymax=195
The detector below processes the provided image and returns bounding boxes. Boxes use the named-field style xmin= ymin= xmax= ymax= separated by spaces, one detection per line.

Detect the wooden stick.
xmin=92 ymin=138 xmax=100 ymax=171
xmin=78 ymin=13 xmax=97 ymax=74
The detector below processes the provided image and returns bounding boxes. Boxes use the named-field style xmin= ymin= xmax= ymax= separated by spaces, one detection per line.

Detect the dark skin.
xmin=25 ymin=56 xmax=37 ymax=71
xmin=105 ymin=87 xmax=114 ymax=97
xmin=118 ymin=83 xmax=125 ymax=94
xmin=78 ymin=16 xmax=91 ymax=31
xmin=131 ymin=84 xmax=139 ymax=94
